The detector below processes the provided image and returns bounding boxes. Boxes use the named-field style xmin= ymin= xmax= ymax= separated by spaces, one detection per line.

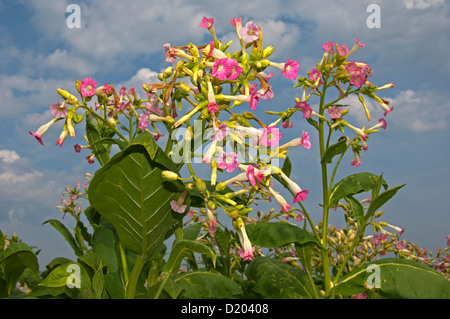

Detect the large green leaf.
xmin=39 ymin=262 xmax=92 ymax=297
xmin=333 ymin=258 xmax=450 ymax=299
xmin=329 ymin=172 xmax=386 ymax=208
xmin=0 ymin=243 xmax=39 ymax=297
xmin=88 ymin=132 xmax=186 ymax=259
xmin=245 ymin=257 xmax=318 ymax=299
xmin=365 ymin=184 xmax=405 ymax=222
xmin=246 ymin=222 xmax=318 ymax=248
xmin=172 ymin=271 xmax=243 ymax=299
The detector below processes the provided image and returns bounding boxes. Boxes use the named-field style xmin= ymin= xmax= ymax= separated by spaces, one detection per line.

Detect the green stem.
xmin=119 ymin=243 xmax=129 ymax=285
xmin=125 ymin=255 xmax=147 ymax=299
xmin=318 ymin=78 xmax=332 ymax=296
xmin=82 ymin=105 xmax=129 ymax=144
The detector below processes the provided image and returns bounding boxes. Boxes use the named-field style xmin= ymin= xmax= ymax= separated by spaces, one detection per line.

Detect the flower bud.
xmin=196 ymin=178 xmax=207 ymax=193
xmin=161 ymin=170 xmax=179 ymax=181
xmin=215 ymin=181 xmax=227 ymax=192
xmin=242 ymin=112 xmax=254 ymax=119
xmin=207 ymin=200 xmax=217 ymax=210
xmin=56 ymin=89 xmax=79 ymax=105
xmin=263 ymin=46 xmax=275 ymax=59
xmin=163 ymin=66 xmax=174 ymax=78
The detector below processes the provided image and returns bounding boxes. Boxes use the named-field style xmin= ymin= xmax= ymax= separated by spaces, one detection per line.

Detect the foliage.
xmin=3 ymin=17 xmax=449 ymax=299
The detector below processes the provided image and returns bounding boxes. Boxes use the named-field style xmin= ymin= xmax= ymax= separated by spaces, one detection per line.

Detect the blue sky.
xmin=0 ymin=0 xmax=449 ymax=267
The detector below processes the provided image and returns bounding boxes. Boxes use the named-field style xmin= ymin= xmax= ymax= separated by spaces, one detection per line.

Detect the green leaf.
xmin=321 ymin=138 xmax=348 ymax=164
xmin=173 ymin=271 xmax=243 ymax=299
xmin=245 ymin=257 xmax=318 ymax=299
xmin=88 ymin=134 xmax=186 ymax=259
xmin=183 ymin=223 xmax=202 ymax=241
xmin=164 ymin=240 xmax=217 ymax=275
xmin=333 ymin=258 xmax=450 ymax=299
xmin=0 ymin=243 xmax=39 ymax=297
xmin=365 ymin=184 xmax=405 ymax=222
xmin=246 ymin=222 xmax=318 ymax=248
xmin=43 ymin=219 xmax=82 ymax=257
xmin=345 ymin=195 xmax=365 ymax=226
xmin=85 ymin=114 xmax=111 ymax=166
xmin=91 ymin=222 xmax=126 ymax=299
xmin=329 ymin=172 xmax=383 ymax=208
xmin=281 ymin=156 xmax=292 ymax=177
xmin=39 ymin=262 xmax=92 ymax=294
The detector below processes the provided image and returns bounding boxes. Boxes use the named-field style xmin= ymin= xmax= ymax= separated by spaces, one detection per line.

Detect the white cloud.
xmin=0 ymin=150 xmax=20 ymax=164
xmin=403 ymin=0 xmax=444 ymax=10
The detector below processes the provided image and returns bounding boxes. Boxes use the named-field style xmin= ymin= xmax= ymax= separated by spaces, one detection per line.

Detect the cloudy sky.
xmin=0 ymin=0 xmax=449 ymax=267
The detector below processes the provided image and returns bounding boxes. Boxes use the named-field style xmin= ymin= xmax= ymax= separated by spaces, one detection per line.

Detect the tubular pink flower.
xmin=170 ymin=190 xmax=188 ymax=214
xmin=351 ymin=154 xmax=362 ymax=167
xmin=74 ymin=143 xmax=81 ymax=153
xmin=280 ymin=130 xmax=311 ymax=150
xmin=163 ymin=43 xmax=177 ymax=63
xmin=227 ymin=58 xmax=243 ymax=80
xmin=80 ymin=78 xmax=97 ymax=98
xmin=249 ymin=90 xmax=260 ymax=110
xmin=212 ymin=122 xmax=229 ymax=141
xmin=49 ymin=101 xmax=68 ymax=119
xmin=199 ymin=17 xmax=214 ymax=29
xmin=29 ymin=118 xmax=60 ymax=146
xmin=268 ymin=186 xmax=291 ymax=213
xmin=202 ymin=139 xmax=218 ymax=164
xmin=239 ymin=21 xmax=260 ymax=43
xmin=217 ymin=152 xmax=239 ymax=173
xmin=337 ymin=44 xmax=349 ymax=57
xmin=328 ymin=105 xmax=342 ymax=119
xmin=369 ymin=118 xmax=387 ymax=131
xmin=212 ymin=58 xmax=233 ymax=81
xmin=322 ymin=41 xmax=335 ymax=53
xmin=206 ymin=207 xmax=218 ymax=234
xmin=55 ymin=129 xmax=69 ymax=147
xmin=260 ymin=126 xmax=282 ymax=147
xmin=308 ymin=68 xmax=322 ymax=82
xmin=282 ymin=118 xmax=293 ymax=129
xmin=296 ymin=101 xmax=312 ymax=118
xmin=236 ymin=218 xmax=255 ymax=261
xmin=277 ymin=170 xmax=309 ymax=203
xmin=207 ymin=80 xmax=219 ymax=112
xmin=282 ymin=59 xmax=300 ymax=80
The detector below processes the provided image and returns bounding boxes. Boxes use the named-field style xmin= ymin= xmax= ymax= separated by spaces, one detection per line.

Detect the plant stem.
xmin=125 ymin=255 xmax=147 ymax=299
xmin=119 ymin=243 xmax=129 ymax=285
xmin=318 ymin=78 xmax=332 ymax=296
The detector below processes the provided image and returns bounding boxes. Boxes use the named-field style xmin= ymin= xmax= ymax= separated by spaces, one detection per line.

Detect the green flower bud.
xmin=196 ymin=178 xmax=207 ymax=193
xmin=161 ymin=170 xmax=179 ymax=181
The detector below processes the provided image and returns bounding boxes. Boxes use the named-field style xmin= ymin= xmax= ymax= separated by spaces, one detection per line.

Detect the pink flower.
xmin=296 ymin=101 xmax=312 ymax=118
xmin=322 ymin=41 xmax=335 ymax=53
xmin=239 ymin=21 xmax=260 ymax=43
xmin=300 ymin=130 xmax=311 ymax=149
xmin=86 ymin=154 xmax=95 ymax=165
xmin=249 ymin=90 xmax=260 ymax=111
xmin=308 ymin=68 xmax=322 ymax=82
xmin=294 ymin=190 xmax=309 ymax=203
xmin=351 ymin=156 xmax=362 ymax=167
xmin=170 ymin=191 xmax=188 ymax=214
xmin=337 ymin=44 xmax=349 ymax=57
xmin=74 ymin=144 xmax=81 ymax=153
xmin=354 ymin=38 xmax=366 ymax=48
xmin=246 ymin=165 xmax=257 ymax=186
xmin=163 ymin=43 xmax=177 ymax=63
xmin=80 ymin=78 xmax=97 ymax=98
xmin=268 ymin=187 xmax=292 ymax=213
xmin=328 ymin=105 xmax=342 ymax=119
xmin=208 ymin=102 xmax=219 ymax=113
xmin=227 ymin=58 xmax=243 ymax=80
xmin=378 ymin=118 xmax=387 ymax=130
xmin=212 ymin=122 xmax=229 ymax=141
xmin=260 ymin=126 xmax=282 ymax=147
xmin=278 ymin=170 xmax=309 ymax=203
xmin=55 ymin=130 xmax=69 ymax=147
xmin=199 ymin=17 xmax=214 ymax=29
xmin=354 ymin=292 xmax=368 ymax=299
xmin=29 ymin=118 xmax=59 ymax=146
xmin=103 ymin=83 xmax=113 ymax=94
xmin=282 ymin=59 xmax=300 ymax=80
xmin=229 ymin=17 xmax=242 ymax=27
xmin=217 ymin=152 xmax=239 ymax=173
xmin=202 ymin=139 xmax=217 ymax=164
xmin=282 ymin=118 xmax=293 ymax=129
xmin=212 ymin=58 xmax=233 ymax=81
xmin=236 ymin=218 xmax=255 ymax=261
xmin=49 ymin=101 xmax=68 ymax=118
xmin=350 ymin=74 xmax=366 ymax=88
